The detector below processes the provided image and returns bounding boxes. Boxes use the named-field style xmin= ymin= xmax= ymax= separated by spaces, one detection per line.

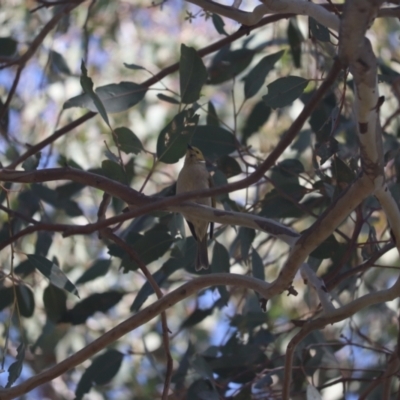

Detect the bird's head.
xmin=185 ymin=144 xmax=205 ymax=164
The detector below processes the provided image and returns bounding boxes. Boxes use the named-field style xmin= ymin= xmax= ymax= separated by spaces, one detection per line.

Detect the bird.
xmin=176 ymin=145 xmax=214 ymax=270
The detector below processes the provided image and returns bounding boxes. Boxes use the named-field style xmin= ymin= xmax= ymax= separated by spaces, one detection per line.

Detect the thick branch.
xmin=185 ymin=0 xmax=339 ymax=30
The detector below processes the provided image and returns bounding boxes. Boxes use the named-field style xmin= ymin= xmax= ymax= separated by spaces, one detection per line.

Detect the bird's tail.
xmin=196 ymin=236 xmax=209 ymax=271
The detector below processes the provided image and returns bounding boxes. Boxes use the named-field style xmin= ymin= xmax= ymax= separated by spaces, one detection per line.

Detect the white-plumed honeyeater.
xmin=176 ymin=145 xmax=214 ymax=270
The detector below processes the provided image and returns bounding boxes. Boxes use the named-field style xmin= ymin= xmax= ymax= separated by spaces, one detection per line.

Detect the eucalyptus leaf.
xmin=76 ymin=259 xmax=111 ymax=285
xmin=64 ymin=81 xmax=147 ymax=113
xmin=43 ymin=284 xmax=67 ymax=323
xmin=123 ymin=62 xmax=145 ymax=70
xmin=157 ymin=93 xmax=180 ymax=104
xmin=208 ymin=47 xmax=255 ymax=85
xmin=26 ymin=254 xmax=79 ymax=297
xmin=288 ymin=18 xmax=303 ymax=68
xmin=207 ymin=101 xmax=219 ymax=126
xmin=60 ymin=291 xmax=124 ymax=324
xmin=211 ymin=13 xmax=227 ymax=36
xmin=0 ymin=37 xmax=17 ymax=57
xmin=211 ymin=241 xmax=230 ymax=273
xmin=115 ymin=127 xmax=143 ymax=154
xmin=242 ymin=101 xmax=271 ymax=144
xmin=243 ymin=50 xmax=284 ymax=99
xmin=75 ymin=349 xmax=124 ymax=400
xmin=217 ymin=155 xmax=241 ymax=178
xmin=157 ymin=109 xmax=198 ymax=163
xmin=49 ymin=50 xmax=71 ymax=75
xmin=130 ymin=257 xmax=182 ymax=311
xmin=263 ymin=76 xmax=309 ymax=109
xmin=180 ymin=44 xmax=208 ymax=104
xmin=252 ymin=248 xmax=265 ymax=281
xmin=309 ymin=18 xmax=330 ymax=42
xmin=101 ymin=160 xmax=128 ymax=185
xmin=191 ymin=125 xmax=236 ymax=159
xmin=79 ymin=60 xmax=110 ymax=126
xmin=6 ymin=343 xmax=25 ymax=388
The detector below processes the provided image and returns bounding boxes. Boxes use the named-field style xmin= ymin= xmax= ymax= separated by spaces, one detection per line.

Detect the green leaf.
xmin=115 ymin=127 xmax=143 ymax=155
xmin=191 ymin=355 xmax=214 ymax=381
xmin=15 ymin=285 xmax=35 ymax=318
xmin=76 ymin=259 xmax=111 ymax=285
xmin=242 ymin=101 xmax=271 ymax=144
xmin=157 ymin=93 xmax=180 ymax=104
xmin=181 ymin=308 xmax=214 ymax=329
xmin=309 ymin=91 xmax=337 ymax=142
xmin=207 ymin=101 xmax=219 ymax=126
xmin=212 ymin=169 xmax=229 ymax=202
xmin=260 ymin=184 xmax=307 ymax=218
xmin=187 ymin=379 xmax=219 ymax=400
xmin=172 ymin=342 xmax=194 ymax=389
xmin=60 ymin=291 xmax=124 ymax=324
xmin=231 ymin=227 xmax=255 ymax=261
xmin=119 ymin=226 xmax=174 ymax=272
xmin=309 ymin=17 xmax=330 ymax=42
xmin=32 ymin=182 xmax=83 ymax=217
xmin=310 ymin=234 xmax=340 ymax=259
xmin=379 ymin=62 xmax=400 ymax=84
xmin=331 ymin=156 xmax=356 ymax=184
xmin=230 ymin=312 xmax=267 ymax=330
xmin=0 ymin=37 xmax=17 ymax=57
xmin=75 ymin=349 xmax=124 ymax=400
xmin=243 ymin=50 xmax=284 ymax=99
xmin=6 ymin=343 xmax=25 ymax=388
xmin=288 ymin=18 xmax=303 ymax=68
xmin=291 ymin=129 xmax=311 ymax=154
xmin=26 ymin=254 xmax=79 ymax=297
xmin=180 ymin=44 xmax=208 ymax=104
xmin=63 ymin=81 xmax=147 ymax=113
xmin=0 ymin=286 xmax=35 ymax=317
xmin=80 ymin=60 xmax=110 ymax=126
xmin=211 ymin=14 xmax=227 ymax=36
xmin=263 ymin=76 xmax=309 ymax=109
xmin=22 ymin=153 xmax=41 ymax=171
xmin=239 ymin=228 xmax=255 ymax=260
xmin=252 ymin=248 xmax=265 ymax=281
xmin=157 ymin=109 xmax=198 ymax=163
xmin=191 ymin=125 xmax=236 ymax=160
xmin=49 ymin=50 xmax=71 ymax=75
xmin=208 ymin=47 xmax=255 ymax=85
xmin=101 ymin=160 xmax=128 ymax=185
xmin=123 ymin=62 xmax=145 ymax=70
xmin=271 ymin=159 xmax=304 ymax=187
xmin=130 ymin=257 xmax=182 ymax=311
xmin=0 ymin=287 xmax=14 ymax=311
xmin=14 ymin=260 xmax=35 ymax=277
xmin=35 ymin=231 xmax=53 ymax=257
xmin=211 ymin=241 xmax=230 ymax=273
xmin=217 ymin=155 xmax=241 ymax=178
xmin=178 ymin=237 xmax=198 ymax=274
xmin=43 ymin=284 xmax=67 ymax=323
xmin=55 ymin=182 xmax=85 ymax=198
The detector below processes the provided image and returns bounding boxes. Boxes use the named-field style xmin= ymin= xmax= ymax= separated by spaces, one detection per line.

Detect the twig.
xmin=99 ymin=229 xmax=173 ymax=399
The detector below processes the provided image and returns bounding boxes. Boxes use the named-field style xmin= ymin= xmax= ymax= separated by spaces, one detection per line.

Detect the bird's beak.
xmin=187 ymin=144 xmax=193 ymax=150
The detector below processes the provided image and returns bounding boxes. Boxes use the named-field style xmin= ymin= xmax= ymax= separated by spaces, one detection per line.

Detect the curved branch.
xmin=185 ymin=0 xmax=340 ymax=30
xmin=6 ymin=13 xmax=291 ymax=170
xmin=0 ymin=273 xmax=272 ymax=400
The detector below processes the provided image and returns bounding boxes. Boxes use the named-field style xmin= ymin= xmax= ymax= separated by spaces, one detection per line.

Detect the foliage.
xmin=0 ymin=1 xmax=400 ymax=400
